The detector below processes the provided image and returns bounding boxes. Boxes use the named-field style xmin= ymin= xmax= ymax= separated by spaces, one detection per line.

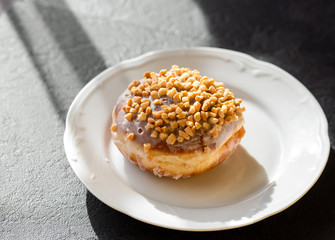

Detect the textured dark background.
xmin=1 ymin=0 xmax=334 ymax=239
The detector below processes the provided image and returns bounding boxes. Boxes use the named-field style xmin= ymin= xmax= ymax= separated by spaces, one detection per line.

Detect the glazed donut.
xmin=111 ymin=65 xmax=245 ymax=179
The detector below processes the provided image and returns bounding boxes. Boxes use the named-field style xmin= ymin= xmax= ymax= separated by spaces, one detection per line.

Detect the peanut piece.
xmin=201 ymin=111 xmax=208 ymax=121
xmin=127 ymin=133 xmax=135 ymax=140
xmin=128 ymin=80 xmax=140 ymax=90
xmin=194 ymin=112 xmax=201 ymax=122
xmin=194 ymin=101 xmax=201 ymax=112
xmin=144 ymin=143 xmax=151 ymax=153
xmin=153 ymin=99 xmax=163 ymax=105
xmin=177 ymin=119 xmax=187 ymax=127
xmin=151 ymin=130 xmax=158 ymax=138
xmin=159 ymin=132 xmax=168 ymax=140
xmin=110 ymin=125 xmax=117 ymax=132
xmin=177 ymin=136 xmax=184 ymax=143
xmin=158 ymin=88 xmax=167 ymax=96
xmin=141 ymin=101 xmax=150 ymax=109
xmin=184 ymin=127 xmax=194 ymax=136
xmin=179 ymin=130 xmax=190 ymax=140
xmin=138 ymin=112 xmax=147 ymax=121
xmin=189 ymin=106 xmax=196 ymax=114
xmin=155 ymin=119 xmax=164 ymax=126
xmin=203 ymin=122 xmax=210 ymax=129
xmin=145 ymin=123 xmax=154 ymax=130
xmin=122 ymin=106 xmax=131 ymax=113
xmin=124 ymin=113 xmax=133 ymax=121
xmin=146 ymin=107 xmax=152 ymax=115
xmin=150 ymin=91 xmax=159 ymax=99
xmin=144 ymin=72 xmax=151 ymax=78
xmin=166 ymin=134 xmax=177 ymax=145
xmin=127 ymin=98 xmax=133 ymax=106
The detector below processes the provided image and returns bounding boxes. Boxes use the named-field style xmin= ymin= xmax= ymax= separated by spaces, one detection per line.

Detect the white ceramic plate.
xmin=64 ymin=47 xmax=330 ymax=231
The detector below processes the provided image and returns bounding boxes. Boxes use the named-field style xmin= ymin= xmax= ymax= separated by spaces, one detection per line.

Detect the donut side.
xmin=112 ymin=120 xmax=245 ymax=179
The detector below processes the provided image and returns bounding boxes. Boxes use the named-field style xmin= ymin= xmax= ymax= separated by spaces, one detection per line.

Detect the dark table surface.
xmin=1 ymin=0 xmax=334 ymax=239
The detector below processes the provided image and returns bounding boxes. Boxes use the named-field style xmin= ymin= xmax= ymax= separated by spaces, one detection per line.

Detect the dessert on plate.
xmin=111 ymin=65 xmax=245 ymax=179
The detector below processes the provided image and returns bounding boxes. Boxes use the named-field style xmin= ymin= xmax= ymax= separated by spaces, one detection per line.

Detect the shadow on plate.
xmin=120 ymin=145 xmax=274 ymax=223
xmin=86 ymin=149 xmax=335 ymax=239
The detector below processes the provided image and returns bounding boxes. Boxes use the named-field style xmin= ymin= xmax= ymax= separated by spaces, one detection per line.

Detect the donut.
xmin=111 ymin=65 xmax=245 ymax=179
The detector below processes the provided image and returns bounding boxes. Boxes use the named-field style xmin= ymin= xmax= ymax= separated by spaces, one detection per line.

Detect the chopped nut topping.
xmin=127 ymin=133 xmax=135 ymax=140
xmin=146 ymin=107 xmax=152 ymax=115
xmin=127 ymin=98 xmax=133 ymax=106
xmin=194 ymin=112 xmax=201 ymax=122
xmin=204 ymin=146 xmax=211 ymax=154
xmin=151 ymin=130 xmax=158 ymax=138
xmin=202 ymin=102 xmax=209 ymax=111
xmin=138 ymin=112 xmax=147 ymax=121
xmin=173 ymin=93 xmax=182 ymax=103
xmin=144 ymin=143 xmax=151 ymax=153
xmin=129 ymin=108 xmax=136 ymax=114
xmin=150 ymin=90 xmax=159 ymax=99
xmin=152 ymin=111 xmax=163 ymax=119
xmin=133 ymin=96 xmax=141 ymax=104
xmin=210 ymin=129 xmax=219 ymax=138
xmin=168 ymin=112 xmax=176 ymax=119
xmin=147 ymin=117 xmax=155 ymax=124
xmin=225 ymin=116 xmax=233 ymax=123
xmin=158 ymin=88 xmax=167 ymax=96
xmin=186 ymin=121 xmax=194 ymax=128
xmin=177 ymin=136 xmax=184 ymax=143
xmin=167 ymin=88 xmax=177 ymax=98
xmin=145 ymin=123 xmax=154 ymax=130
xmin=153 ymin=99 xmax=163 ymax=105
xmin=166 ymin=134 xmax=177 ymax=145
xmin=236 ymin=111 xmax=243 ymax=118
xmin=184 ymin=127 xmax=194 ymax=136
xmin=128 ymin=80 xmax=140 ymax=90
xmin=177 ymin=111 xmax=187 ymax=119
xmin=144 ymin=71 xmax=151 ymax=78
xmin=203 ymin=122 xmax=210 ymax=129
xmin=122 ymin=106 xmax=131 ymax=113
xmin=201 ymin=111 xmax=208 ymax=121
xmin=161 ymin=112 xmax=168 ymax=119
xmin=209 ymin=117 xmax=219 ymax=124
xmin=170 ymin=121 xmax=178 ymax=130
xmin=111 ymin=124 xmax=117 ymax=132
xmin=189 ymin=106 xmax=196 ymax=114
xmin=159 ymin=69 xmax=167 ymax=75
xmin=151 ymin=84 xmax=161 ymax=91
xmin=124 ymin=113 xmax=133 ymax=121
xmin=182 ymin=96 xmax=189 ymax=102
xmin=175 ymin=107 xmax=183 ymax=115
xmin=155 ymin=119 xmax=164 ymax=126
xmin=159 ymin=132 xmax=168 ymax=140
xmin=177 ymin=119 xmax=187 ymax=127
xmin=232 ymin=113 xmax=239 ymax=121
xmin=178 ymin=130 xmax=190 ymax=140
xmin=123 ymin=65 xmax=245 ymax=145
xmin=141 ymin=101 xmax=150 ymax=109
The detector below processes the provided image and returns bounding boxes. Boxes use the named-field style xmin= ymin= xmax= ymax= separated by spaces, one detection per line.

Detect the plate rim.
xmin=64 ymin=47 xmax=330 ymax=231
